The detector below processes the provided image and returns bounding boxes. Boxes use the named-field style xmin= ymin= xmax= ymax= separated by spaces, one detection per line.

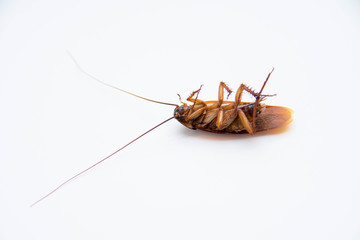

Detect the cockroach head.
xmin=174 ymin=105 xmax=190 ymax=120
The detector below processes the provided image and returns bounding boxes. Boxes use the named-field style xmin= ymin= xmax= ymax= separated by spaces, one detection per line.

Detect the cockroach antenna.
xmin=30 ymin=53 xmax=180 ymax=206
xmin=67 ymin=51 xmax=178 ymax=107
xmin=30 ymin=116 xmax=174 ymax=207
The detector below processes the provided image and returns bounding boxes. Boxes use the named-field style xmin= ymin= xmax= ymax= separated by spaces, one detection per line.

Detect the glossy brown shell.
xmin=176 ymin=105 xmax=293 ymax=134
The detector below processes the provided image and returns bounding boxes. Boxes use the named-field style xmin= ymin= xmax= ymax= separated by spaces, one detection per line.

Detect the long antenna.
xmin=31 ymin=116 xmax=175 ymax=207
xmin=67 ymin=52 xmax=178 ymax=107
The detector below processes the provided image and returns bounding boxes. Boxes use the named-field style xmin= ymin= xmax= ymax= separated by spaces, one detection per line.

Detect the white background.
xmin=1 ymin=0 xmax=360 ymax=239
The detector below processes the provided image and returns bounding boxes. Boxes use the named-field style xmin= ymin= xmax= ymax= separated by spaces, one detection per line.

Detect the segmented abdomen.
xmin=177 ymin=103 xmax=292 ymax=134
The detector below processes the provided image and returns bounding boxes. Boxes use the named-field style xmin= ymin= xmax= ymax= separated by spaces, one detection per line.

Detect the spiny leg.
xmin=252 ymin=68 xmax=274 ymax=131
xmin=218 ymin=82 xmax=232 ymax=106
xmin=235 ymin=84 xmax=258 ymax=106
xmin=233 ymin=69 xmax=275 ymax=133
xmin=215 ymin=82 xmax=234 ymax=129
xmin=186 ymin=85 xmax=206 ymax=106
xmin=234 ymin=83 xmax=275 ymax=107
xmin=234 ymin=84 xmax=258 ymax=132
xmin=185 ymin=85 xmax=207 ymax=121
xmin=216 ymin=83 xmax=255 ymax=130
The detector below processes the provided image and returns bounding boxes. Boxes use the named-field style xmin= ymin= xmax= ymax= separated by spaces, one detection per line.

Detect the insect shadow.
xmin=179 ymin=123 xmax=292 ymax=141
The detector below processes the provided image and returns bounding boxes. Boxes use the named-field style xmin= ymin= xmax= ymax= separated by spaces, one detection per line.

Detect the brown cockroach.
xmin=31 ymin=59 xmax=292 ymax=207
xmin=173 ymin=68 xmax=293 ymax=134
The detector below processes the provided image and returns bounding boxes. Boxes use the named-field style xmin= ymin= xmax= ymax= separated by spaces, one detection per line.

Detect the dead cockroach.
xmin=30 ymin=59 xmax=293 ymax=207
xmin=173 ymin=68 xmax=292 ymax=134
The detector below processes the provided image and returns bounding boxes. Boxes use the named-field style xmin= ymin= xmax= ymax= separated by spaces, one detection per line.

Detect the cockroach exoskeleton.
xmin=31 ymin=57 xmax=293 ymax=207
xmin=173 ymin=69 xmax=292 ymax=134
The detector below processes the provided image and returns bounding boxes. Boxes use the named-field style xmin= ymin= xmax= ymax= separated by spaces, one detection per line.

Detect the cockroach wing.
xmin=255 ymin=106 xmax=293 ymax=131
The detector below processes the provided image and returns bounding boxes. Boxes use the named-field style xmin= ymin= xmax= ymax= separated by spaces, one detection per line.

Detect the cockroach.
xmin=30 ymin=58 xmax=293 ymax=207
xmin=173 ymin=69 xmax=292 ymax=134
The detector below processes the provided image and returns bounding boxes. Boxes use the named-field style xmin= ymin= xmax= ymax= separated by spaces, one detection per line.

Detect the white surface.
xmin=1 ymin=0 xmax=360 ymax=239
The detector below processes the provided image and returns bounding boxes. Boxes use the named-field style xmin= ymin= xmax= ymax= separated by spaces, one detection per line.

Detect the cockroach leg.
xmin=186 ymin=85 xmax=206 ymax=106
xmin=177 ymin=94 xmax=187 ymax=106
xmin=185 ymin=85 xmax=206 ymax=121
xmin=218 ymin=82 xmax=232 ymax=105
xmin=216 ymin=109 xmax=238 ymax=130
xmin=216 ymin=107 xmax=224 ymax=129
xmin=215 ymin=82 xmax=233 ymax=129
xmin=238 ymin=108 xmax=254 ymax=134
xmin=252 ymin=68 xmax=274 ymax=132
xmin=235 ymin=84 xmax=258 ymax=107
xmin=186 ymin=106 xmax=207 ymax=121
xmin=232 ymin=84 xmax=259 ymax=134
